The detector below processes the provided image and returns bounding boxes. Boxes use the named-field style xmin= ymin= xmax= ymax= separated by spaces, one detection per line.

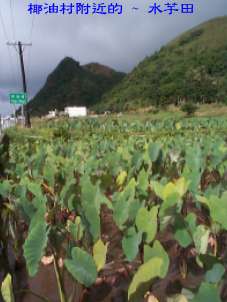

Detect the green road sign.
xmin=10 ymin=93 xmax=28 ymax=105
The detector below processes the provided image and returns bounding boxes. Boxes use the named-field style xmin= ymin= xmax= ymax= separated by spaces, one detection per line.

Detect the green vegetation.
xmin=29 ymin=57 xmax=125 ymax=116
xmin=98 ymin=16 xmax=227 ymax=112
xmin=1 ymin=115 xmax=227 ymax=301
xmin=28 ymin=17 xmax=227 ymax=115
xmin=181 ymin=102 xmax=198 ymax=116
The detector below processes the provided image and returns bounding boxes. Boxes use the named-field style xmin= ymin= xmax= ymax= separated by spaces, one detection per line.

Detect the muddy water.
xmin=20 ymin=264 xmax=60 ymax=302
xmin=21 ymin=263 xmax=129 ymax=302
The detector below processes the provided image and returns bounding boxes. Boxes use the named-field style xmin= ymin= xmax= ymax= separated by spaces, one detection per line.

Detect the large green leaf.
xmin=128 ymin=257 xmax=164 ymax=300
xmin=183 ymin=146 xmax=203 ymax=194
xmin=185 ymin=213 xmax=197 ymax=234
xmin=80 ymin=176 xmax=105 ymax=240
xmin=205 ymin=263 xmax=225 ymax=283
xmin=116 ymin=170 xmax=127 ymax=187
xmin=148 ymin=142 xmax=161 ymax=162
xmin=27 ymin=182 xmax=43 ymax=200
xmin=143 ymin=240 xmax=169 ymax=277
xmin=113 ymin=178 xmax=136 ymax=228
xmin=1 ymin=274 xmax=15 ymax=302
xmin=174 ymin=214 xmax=195 ymax=248
xmin=159 ymin=192 xmax=180 ymax=218
xmin=23 ymin=210 xmax=48 ymax=277
xmin=128 ymin=199 xmax=141 ymax=221
xmin=60 ymin=178 xmax=76 ymax=206
xmin=122 ymin=227 xmax=142 ymax=261
xmin=152 ymin=178 xmax=188 ymax=202
xmin=137 ymin=169 xmax=149 ymax=195
xmin=193 ymin=225 xmax=209 ymax=255
xmin=152 ymin=178 xmax=188 ymax=222
xmin=191 ymin=282 xmax=221 ymax=302
xmin=64 ymin=247 xmax=97 ymax=287
xmin=43 ymin=158 xmax=57 ymax=188
xmin=136 ymin=206 xmax=159 ymax=243
xmin=174 ymin=229 xmax=192 ymax=248
xmin=0 ymin=180 xmax=11 ymax=198
xmin=93 ymin=239 xmax=108 ymax=271
xmin=128 ymin=240 xmax=169 ymax=300
xmin=199 ymin=192 xmax=227 ymax=230
xmin=173 ymin=177 xmax=190 ymax=198
xmin=151 ymin=181 xmax=164 ymax=200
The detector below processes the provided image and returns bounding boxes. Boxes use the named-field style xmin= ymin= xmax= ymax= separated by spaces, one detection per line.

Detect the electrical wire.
xmin=0 ymin=3 xmax=17 ymax=92
xmin=26 ymin=1 xmax=37 ymax=98
xmin=29 ymin=10 xmax=36 ymax=43
xmin=0 ymin=1 xmax=36 ymax=101
xmin=9 ymin=0 xmax=16 ymax=41
xmin=0 ymin=4 xmax=10 ymax=41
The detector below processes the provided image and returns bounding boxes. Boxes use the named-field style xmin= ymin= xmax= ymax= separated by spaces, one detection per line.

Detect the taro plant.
xmin=2 ymin=116 xmax=227 ymax=302
xmin=13 ymin=169 xmax=111 ymax=302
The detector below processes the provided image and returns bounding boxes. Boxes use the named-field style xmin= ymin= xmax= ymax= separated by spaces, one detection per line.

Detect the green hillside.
xmin=97 ymin=16 xmax=227 ymax=112
xmin=29 ymin=57 xmax=125 ymax=116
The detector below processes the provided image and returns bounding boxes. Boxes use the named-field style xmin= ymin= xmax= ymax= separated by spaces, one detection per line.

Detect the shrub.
xmin=181 ymin=102 xmax=198 ymax=116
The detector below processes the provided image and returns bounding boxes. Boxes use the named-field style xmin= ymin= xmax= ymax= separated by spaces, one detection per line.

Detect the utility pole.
xmin=7 ymin=41 xmax=32 ymax=128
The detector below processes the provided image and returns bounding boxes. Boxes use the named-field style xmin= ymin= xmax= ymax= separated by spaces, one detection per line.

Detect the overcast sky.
xmin=0 ymin=0 xmax=226 ymax=115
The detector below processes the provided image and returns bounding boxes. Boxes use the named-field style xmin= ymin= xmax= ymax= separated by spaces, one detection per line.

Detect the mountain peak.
xmin=29 ymin=58 xmax=125 ymax=116
xmin=59 ymin=57 xmax=80 ymax=67
xmin=84 ymin=63 xmax=118 ymax=77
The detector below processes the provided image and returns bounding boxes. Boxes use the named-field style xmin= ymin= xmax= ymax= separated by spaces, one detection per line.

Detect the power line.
xmin=29 ymin=10 xmax=36 ymax=42
xmin=7 ymin=0 xmax=18 ymax=89
xmin=0 ymin=2 xmax=20 ymax=119
xmin=1 ymin=2 xmax=34 ymax=126
xmin=0 ymin=4 xmax=17 ymax=87
xmin=9 ymin=0 xmax=16 ymax=41
xmin=0 ymin=3 xmax=19 ymax=92
xmin=0 ymin=4 xmax=9 ymax=41
xmin=26 ymin=1 xmax=37 ymax=97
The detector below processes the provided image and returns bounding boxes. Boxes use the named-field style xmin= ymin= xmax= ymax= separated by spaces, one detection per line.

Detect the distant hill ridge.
xmin=29 ymin=57 xmax=125 ymax=116
xmin=96 ymin=16 xmax=227 ymax=112
xmin=30 ymin=16 xmax=227 ymax=115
